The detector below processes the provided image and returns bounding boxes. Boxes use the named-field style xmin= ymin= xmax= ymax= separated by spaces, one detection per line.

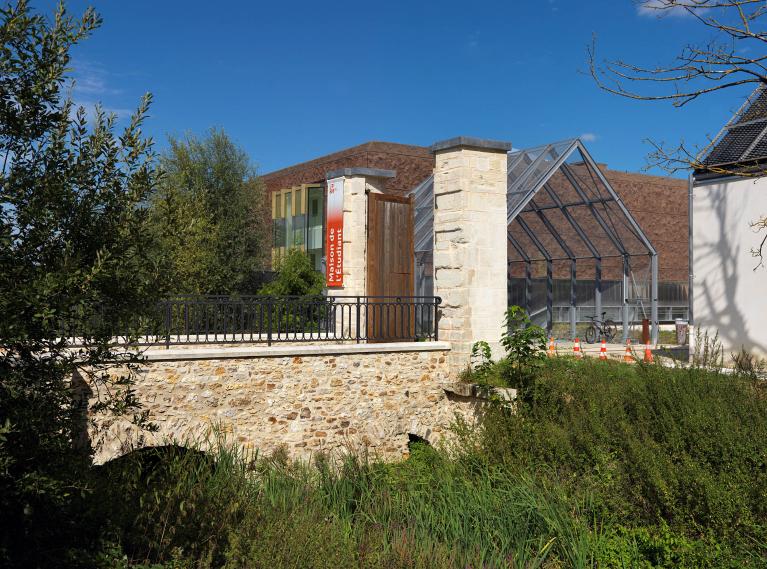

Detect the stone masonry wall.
xmin=90 ymin=345 xmax=479 ymax=464
xmin=433 ymin=144 xmax=509 ymax=368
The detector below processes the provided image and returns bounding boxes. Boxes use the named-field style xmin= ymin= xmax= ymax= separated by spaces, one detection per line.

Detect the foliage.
xmin=0 ymin=2 xmax=161 ymax=566
xmin=258 ymin=248 xmax=324 ymax=297
xmin=731 ymin=346 xmax=766 ymax=379
xmin=460 ymin=307 xmax=548 ymax=388
xmin=473 ymin=357 xmax=767 ymax=562
xmin=147 ymin=128 xmax=270 ymax=295
xmin=500 ymin=305 xmax=547 ymax=388
xmin=90 ymin=436 xmax=591 ymax=568
xmin=691 ymin=327 xmax=724 ymax=371
xmin=468 ymin=340 xmax=494 ymax=380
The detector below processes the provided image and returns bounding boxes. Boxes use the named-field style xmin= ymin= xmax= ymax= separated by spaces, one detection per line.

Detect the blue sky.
xmin=42 ymin=0 xmax=752 ymax=177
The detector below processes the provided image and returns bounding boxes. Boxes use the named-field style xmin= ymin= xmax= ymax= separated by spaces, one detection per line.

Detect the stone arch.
xmin=99 ymin=443 xmax=210 ymax=466
xmin=95 ymin=444 xmax=213 ymax=481
xmin=403 ymin=419 xmax=434 ymax=445
xmin=407 ymin=433 xmax=431 ymax=451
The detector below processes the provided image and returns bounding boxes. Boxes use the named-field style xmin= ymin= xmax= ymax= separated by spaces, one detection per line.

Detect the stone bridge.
xmin=90 ymin=341 xmax=495 ymax=463
xmin=90 ymin=137 xmax=514 ymax=462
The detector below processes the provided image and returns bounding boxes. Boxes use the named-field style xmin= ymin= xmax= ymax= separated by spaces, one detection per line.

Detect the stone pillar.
xmin=431 ymin=136 xmax=511 ymax=372
xmin=324 ymin=167 xmax=395 ymax=337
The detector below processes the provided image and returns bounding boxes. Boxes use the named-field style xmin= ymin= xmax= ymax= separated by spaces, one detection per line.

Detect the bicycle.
xmin=585 ymin=312 xmax=617 ymax=344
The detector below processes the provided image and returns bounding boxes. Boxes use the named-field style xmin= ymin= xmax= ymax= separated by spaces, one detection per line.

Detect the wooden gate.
xmin=366 ymin=193 xmax=414 ymax=341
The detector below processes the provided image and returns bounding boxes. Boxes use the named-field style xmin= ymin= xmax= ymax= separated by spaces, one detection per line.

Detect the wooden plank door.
xmin=366 ymin=193 xmax=414 ymax=342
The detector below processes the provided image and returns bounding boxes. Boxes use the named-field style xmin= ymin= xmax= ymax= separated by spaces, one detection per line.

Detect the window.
xmin=307 ymin=186 xmax=324 ymax=271
xmin=272 ymin=191 xmax=285 ymax=250
xmin=284 ymin=192 xmax=293 ymax=248
xmin=271 ymin=184 xmax=326 ymax=271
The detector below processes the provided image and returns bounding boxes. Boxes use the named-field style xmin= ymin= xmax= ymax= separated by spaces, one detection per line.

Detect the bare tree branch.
xmin=751 ymin=216 xmax=767 ymax=269
xmin=590 ymin=0 xmax=767 ymax=266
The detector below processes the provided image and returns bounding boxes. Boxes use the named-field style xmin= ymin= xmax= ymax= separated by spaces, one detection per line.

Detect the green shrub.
xmin=89 ymin=436 xmax=594 ymax=568
xmin=732 ymin=346 xmax=767 ymax=379
xmin=463 ymin=340 xmax=494 ymax=383
xmin=461 ymin=306 xmax=547 ymax=388
xmin=476 ymin=357 xmax=767 ymax=554
xmin=259 ymin=249 xmax=324 ymax=297
xmin=500 ymin=305 xmax=547 ymax=388
xmin=691 ymin=327 xmax=724 ymax=371
xmin=256 ymin=249 xmax=326 ymax=333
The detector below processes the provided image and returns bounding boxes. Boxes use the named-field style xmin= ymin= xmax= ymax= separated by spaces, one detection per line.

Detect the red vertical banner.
xmin=325 ymin=177 xmax=344 ymax=287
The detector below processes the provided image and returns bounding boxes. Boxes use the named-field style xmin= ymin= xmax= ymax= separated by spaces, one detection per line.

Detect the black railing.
xmin=147 ymin=295 xmax=441 ymax=347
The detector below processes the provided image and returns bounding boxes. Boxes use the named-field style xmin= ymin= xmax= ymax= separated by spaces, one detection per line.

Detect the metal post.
xmin=267 ymin=297 xmax=273 ymax=346
xmin=595 ymin=258 xmax=602 ymax=326
xmin=546 ymin=260 xmax=553 ymax=334
xmin=355 ymin=296 xmax=361 ymax=343
xmin=525 ymin=261 xmax=532 ymax=314
xmin=165 ymin=301 xmax=171 ymax=349
xmin=651 ymin=253 xmax=659 ymax=346
xmin=570 ymin=260 xmax=577 ymax=340
xmin=434 ymin=296 xmax=441 ymax=341
xmin=622 ymin=256 xmax=630 ymax=343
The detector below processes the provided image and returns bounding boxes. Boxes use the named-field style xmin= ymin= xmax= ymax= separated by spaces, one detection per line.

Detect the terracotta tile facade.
xmin=262 ymin=141 xmax=433 ymax=197
xmin=605 ymin=169 xmax=688 ymax=282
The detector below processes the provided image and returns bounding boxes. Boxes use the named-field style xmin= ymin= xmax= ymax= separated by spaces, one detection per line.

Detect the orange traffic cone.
xmin=548 ymin=336 xmax=556 ymax=357
xmin=573 ymin=337 xmax=583 ymax=359
xmin=623 ymin=340 xmax=634 ymax=363
xmin=599 ymin=339 xmax=608 ymax=360
xmin=643 ymin=344 xmax=654 ymax=363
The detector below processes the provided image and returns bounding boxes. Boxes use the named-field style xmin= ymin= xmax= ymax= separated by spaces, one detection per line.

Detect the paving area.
xmin=549 ymin=341 xmax=685 ymax=361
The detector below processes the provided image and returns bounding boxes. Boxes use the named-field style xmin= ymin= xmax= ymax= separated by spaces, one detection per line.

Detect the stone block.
xmin=433 ymin=138 xmax=509 ymax=375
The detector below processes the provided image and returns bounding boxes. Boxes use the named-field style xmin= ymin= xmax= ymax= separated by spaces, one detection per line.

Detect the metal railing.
xmin=151 ymin=295 xmax=441 ymax=347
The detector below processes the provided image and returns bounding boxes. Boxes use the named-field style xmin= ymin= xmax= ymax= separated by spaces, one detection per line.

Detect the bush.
xmin=88 ymin=437 xmax=593 ymax=568
xmin=475 ymin=357 xmax=767 ymax=556
xmin=258 ymin=249 xmax=324 ymax=297
xmin=500 ymin=305 xmax=547 ymax=387
xmin=461 ymin=306 xmax=547 ymax=388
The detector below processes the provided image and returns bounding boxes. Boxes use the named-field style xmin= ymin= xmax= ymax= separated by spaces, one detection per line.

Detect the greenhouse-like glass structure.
xmin=411 ymin=138 xmax=660 ymax=344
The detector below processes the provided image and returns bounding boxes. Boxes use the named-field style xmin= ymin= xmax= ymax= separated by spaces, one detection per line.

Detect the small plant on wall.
xmin=468 ymin=340 xmax=494 ymax=383
xmin=461 ymin=306 xmax=547 ymax=388
xmin=501 ymin=306 xmax=547 ymax=388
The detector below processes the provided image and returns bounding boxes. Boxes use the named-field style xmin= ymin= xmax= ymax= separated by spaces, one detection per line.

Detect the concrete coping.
xmin=326 ymin=167 xmax=397 ymax=180
xmin=142 ymin=341 xmax=451 ymax=362
xmin=430 ymin=136 xmax=512 ymax=154
xmin=443 ymin=382 xmax=517 ymax=402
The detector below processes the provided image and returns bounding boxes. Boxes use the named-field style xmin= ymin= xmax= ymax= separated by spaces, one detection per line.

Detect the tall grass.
xmin=93 ymin=435 xmax=594 ymax=568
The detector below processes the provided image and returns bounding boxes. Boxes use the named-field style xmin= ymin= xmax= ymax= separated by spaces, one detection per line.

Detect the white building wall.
xmin=692 ymin=176 xmax=767 ymax=358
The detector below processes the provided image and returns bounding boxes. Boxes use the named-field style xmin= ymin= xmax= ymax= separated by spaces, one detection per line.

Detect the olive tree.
xmin=0 ymin=1 xmax=162 ymax=564
xmin=147 ymin=129 xmax=271 ymax=295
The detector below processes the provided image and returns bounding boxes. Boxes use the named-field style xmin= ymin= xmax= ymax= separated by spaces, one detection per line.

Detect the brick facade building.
xmin=262 ymin=140 xmax=688 ymax=283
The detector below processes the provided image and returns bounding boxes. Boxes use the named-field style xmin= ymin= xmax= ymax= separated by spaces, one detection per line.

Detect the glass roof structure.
xmin=410 ymin=138 xmax=660 ymax=344
xmin=506 ymin=138 xmax=656 ymax=262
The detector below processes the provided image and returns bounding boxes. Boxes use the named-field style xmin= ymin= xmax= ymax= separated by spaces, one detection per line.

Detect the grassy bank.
xmin=64 ymin=358 xmax=766 ymax=568
xmin=92 ymin=443 xmax=589 ymax=568
xmin=465 ymin=358 xmax=767 ymax=566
